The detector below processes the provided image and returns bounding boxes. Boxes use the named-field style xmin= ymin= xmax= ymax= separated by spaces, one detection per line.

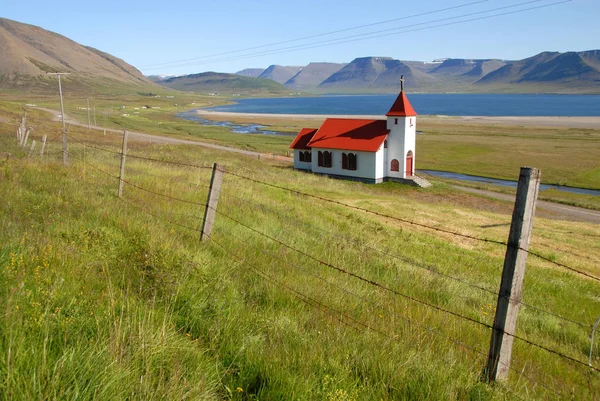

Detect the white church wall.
xmin=375 ymin=147 xmax=385 ymax=181
xmin=311 ymin=148 xmax=378 ymax=181
xmin=293 ymin=151 xmax=312 ymax=170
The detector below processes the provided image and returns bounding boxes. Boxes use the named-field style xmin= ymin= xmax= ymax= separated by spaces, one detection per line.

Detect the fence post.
xmin=29 ymin=140 xmax=36 ymax=156
xmin=22 ymin=129 xmax=31 ymax=148
xmin=485 ymin=167 xmax=541 ymax=382
xmin=40 ymin=135 xmax=47 ymax=156
xmin=201 ymin=163 xmax=223 ymax=241
xmin=118 ymin=130 xmax=128 ymax=198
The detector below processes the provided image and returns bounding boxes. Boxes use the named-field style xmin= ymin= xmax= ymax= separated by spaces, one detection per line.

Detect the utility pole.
xmin=87 ymin=97 xmax=91 ymax=130
xmin=47 ymin=73 xmax=70 ymax=165
xmin=485 ymin=167 xmax=541 ymax=382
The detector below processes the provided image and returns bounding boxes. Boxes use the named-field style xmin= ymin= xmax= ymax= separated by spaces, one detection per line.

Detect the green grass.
xmin=417 ymin=122 xmax=600 ymax=191
xmin=1 ymin=103 xmax=600 ymax=400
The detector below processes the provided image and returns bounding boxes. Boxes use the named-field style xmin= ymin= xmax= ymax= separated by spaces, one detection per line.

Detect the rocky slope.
xmin=284 ymin=62 xmax=346 ymax=90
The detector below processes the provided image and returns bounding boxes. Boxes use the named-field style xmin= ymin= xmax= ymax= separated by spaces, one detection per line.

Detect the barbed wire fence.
xmin=8 ymin=124 xmax=600 ymax=398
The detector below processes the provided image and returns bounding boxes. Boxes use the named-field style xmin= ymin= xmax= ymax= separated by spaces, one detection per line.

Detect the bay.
xmin=205 ymin=94 xmax=600 ymax=117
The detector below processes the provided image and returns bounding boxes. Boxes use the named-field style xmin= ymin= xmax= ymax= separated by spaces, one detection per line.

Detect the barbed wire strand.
xmin=208 ymin=203 xmax=600 ymax=374
xmin=223 ymin=170 xmax=600 ymax=283
xmin=206 ymin=230 xmax=564 ymax=399
xmin=217 ymin=192 xmax=592 ymax=330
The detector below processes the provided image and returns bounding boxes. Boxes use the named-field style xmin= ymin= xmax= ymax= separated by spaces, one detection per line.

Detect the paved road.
xmin=36 ymin=107 xmax=598 ymax=224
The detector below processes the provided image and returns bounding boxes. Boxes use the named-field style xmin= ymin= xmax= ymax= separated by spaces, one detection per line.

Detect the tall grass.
xmin=1 ymin=105 xmax=600 ymax=399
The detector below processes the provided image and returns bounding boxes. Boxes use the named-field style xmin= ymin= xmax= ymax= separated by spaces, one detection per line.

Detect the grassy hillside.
xmin=0 ymin=18 xmax=155 ymax=94
xmin=1 ymin=101 xmax=599 ymax=399
xmin=158 ymin=72 xmax=290 ymax=95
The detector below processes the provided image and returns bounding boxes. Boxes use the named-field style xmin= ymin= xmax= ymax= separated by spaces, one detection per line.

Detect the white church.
xmin=290 ymin=78 xmax=429 ymax=186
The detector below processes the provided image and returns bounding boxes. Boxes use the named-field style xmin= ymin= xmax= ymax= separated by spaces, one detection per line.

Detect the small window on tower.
xmin=384 ymin=140 xmax=388 ymax=148
xmin=394 ymin=118 xmax=398 ymax=125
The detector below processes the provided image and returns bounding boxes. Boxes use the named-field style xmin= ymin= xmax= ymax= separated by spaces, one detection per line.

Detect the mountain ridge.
xmin=225 ymin=51 xmax=600 ymax=94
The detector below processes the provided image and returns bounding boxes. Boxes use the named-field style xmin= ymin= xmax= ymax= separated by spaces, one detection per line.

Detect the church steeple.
xmin=385 ymin=75 xmax=417 ymax=117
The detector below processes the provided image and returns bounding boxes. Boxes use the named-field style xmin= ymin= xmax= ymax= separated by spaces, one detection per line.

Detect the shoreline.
xmin=195 ymin=110 xmax=600 ymax=129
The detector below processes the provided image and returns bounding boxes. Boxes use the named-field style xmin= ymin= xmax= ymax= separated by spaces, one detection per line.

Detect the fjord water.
xmin=206 ymin=94 xmax=600 ymax=116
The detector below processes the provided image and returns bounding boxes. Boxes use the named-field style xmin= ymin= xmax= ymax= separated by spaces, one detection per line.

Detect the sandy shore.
xmin=196 ymin=110 xmax=600 ymax=129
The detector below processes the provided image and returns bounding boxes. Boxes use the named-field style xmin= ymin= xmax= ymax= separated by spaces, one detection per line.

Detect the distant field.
xmin=417 ymin=120 xmax=600 ymax=190
xmin=2 ymin=90 xmax=599 ymax=208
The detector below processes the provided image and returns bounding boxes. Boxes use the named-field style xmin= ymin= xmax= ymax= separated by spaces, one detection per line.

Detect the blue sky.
xmin=2 ymin=0 xmax=598 ymax=76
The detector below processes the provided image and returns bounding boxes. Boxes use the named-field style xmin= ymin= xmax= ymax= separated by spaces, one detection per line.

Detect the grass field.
xmin=6 ymin=89 xmax=599 ymax=192
xmin=1 ymin=99 xmax=600 ymax=399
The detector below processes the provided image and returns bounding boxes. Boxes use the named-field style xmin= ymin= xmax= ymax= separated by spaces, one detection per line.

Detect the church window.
xmin=304 ymin=151 xmax=311 ymax=162
xmin=394 ymin=118 xmax=398 ymax=125
xmin=348 ymin=153 xmax=357 ymax=170
xmin=318 ymin=151 xmax=323 ymax=166
xmin=299 ymin=151 xmax=305 ymax=162
xmin=342 ymin=153 xmax=357 ymax=171
xmin=323 ymin=151 xmax=332 ymax=168
xmin=384 ymin=140 xmax=388 ymax=148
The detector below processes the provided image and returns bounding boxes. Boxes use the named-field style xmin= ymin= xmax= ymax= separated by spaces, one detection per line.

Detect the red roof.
xmin=290 ymin=128 xmax=318 ymax=149
xmin=306 ymin=118 xmax=388 ymax=152
xmin=386 ymin=91 xmax=417 ymax=117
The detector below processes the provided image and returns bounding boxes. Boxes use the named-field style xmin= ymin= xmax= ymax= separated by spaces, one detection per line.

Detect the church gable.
xmin=290 ymin=128 xmax=318 ymax=150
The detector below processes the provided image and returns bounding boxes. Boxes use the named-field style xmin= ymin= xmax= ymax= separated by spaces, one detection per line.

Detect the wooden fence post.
xmin=201 ymin=163 xmax=224 ymax=241
xmin=22 ymin=129 xmax=31 ymax=148
xmin=28 ymin=140 xmax=36 ymax=156
xmin=118 ymin=130 xmax=128 ymax=198
xmin=40 ymin=135 xmax=47 ymax=156
xmin=485 ymin=167 xmax=541 ymax=382
xmin=87 ymin=97 xmax=91 ymax=131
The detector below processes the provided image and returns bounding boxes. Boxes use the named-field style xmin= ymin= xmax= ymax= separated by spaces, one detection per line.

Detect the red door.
xmin=405 ymin=151 xmax=413 ymax=176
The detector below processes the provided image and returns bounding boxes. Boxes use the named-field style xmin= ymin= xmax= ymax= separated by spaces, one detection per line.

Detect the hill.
xmin=258 ymin=65 xmax=303 ymax=84
xmin=284 ymin=62 xmax=346 ymax=90
xmin=317 ymin=57 xmax=442 ymax=93
xmin=157 ymin=71 xmax=290 ymax=95
xmin=235 ymin=68 xmax=265 ymax=78
xmin=0 ymin=17 xmax=154 ymax=93
xmin=475 ymin=50 xmax=600 ymax=93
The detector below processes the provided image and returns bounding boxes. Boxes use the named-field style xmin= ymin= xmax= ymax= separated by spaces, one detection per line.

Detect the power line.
xmin=190 ymin=0 xmax=548 ymax=67
xmin=140 ymin=0 xmax=490 ymax=69
xmin=145 ymin=0 xmax=570 ymax=70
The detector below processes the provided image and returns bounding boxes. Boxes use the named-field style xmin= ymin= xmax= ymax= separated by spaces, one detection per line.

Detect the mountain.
xmin=317 ymin=57 xmax=441 ymax=93
xmin=147 ymin=74 xmax=180 ymax=83
xmin=429 ymin=59 xmax=506 ymax=81
xmin=157 ymin=72 xmax=289 ymax=94
xmin=235 ymin=68 xmax=265 ymax=78
xmin=284 ymin=62 xmax=346 ymax=90
xmin=258 ymin=65 xmax=303 ymax=84
xmin=474 ymin=51 xmax=600 ymax=93
xmin=0 ymin=17 xmax=154 ymax=92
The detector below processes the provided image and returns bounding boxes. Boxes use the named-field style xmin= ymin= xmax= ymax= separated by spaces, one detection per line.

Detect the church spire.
xmin=385 ymin=75 xmax=417 ymax=117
